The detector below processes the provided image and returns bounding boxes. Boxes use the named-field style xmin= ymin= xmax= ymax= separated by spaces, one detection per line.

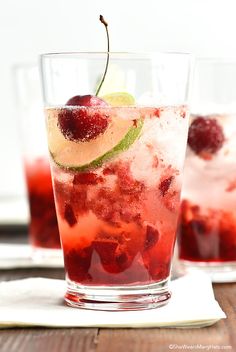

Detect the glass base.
xmin=179 ymin=260 xmax=236 ymax=283
xmin=31 ymin=247 xmax=64 ymax=267
xmin=65 ymin=278 xmax=171 ymax=311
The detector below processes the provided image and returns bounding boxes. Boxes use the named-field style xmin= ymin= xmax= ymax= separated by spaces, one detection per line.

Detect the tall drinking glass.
xmin=14 ymin=64 xmax=62 ymax=263
xmin=178 ymin=59 xmax=236 ymax=282
xmin=41 ymin=52 xmax=191 ymax=310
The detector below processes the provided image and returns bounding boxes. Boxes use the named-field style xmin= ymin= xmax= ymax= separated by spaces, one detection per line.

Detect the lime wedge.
xmin=47 ymin=109 xmax=143 ymax=171
xmin=85 ymin=118 xmax=143 ymax=170
xmin=102 ymin=92 xmax=135 ymax=107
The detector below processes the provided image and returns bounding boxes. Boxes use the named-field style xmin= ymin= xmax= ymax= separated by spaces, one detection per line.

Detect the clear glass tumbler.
xmin=178 ymin=58 xmax=236 ymax=282
xmin=40 ymin=52 xmax=191 ymax=310
xmin=14 ymin=64 xmax=62 ymax=263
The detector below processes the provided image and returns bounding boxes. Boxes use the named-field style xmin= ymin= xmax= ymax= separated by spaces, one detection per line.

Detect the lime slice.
xmin=47 ymin=109 xmax=143 ymax=171
xmin=102 ymin=92 xmax=135 ymax=107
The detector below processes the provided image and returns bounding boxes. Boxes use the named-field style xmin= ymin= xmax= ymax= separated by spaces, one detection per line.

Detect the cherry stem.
xmin=95 ymin=15 xmax=110 ymax=96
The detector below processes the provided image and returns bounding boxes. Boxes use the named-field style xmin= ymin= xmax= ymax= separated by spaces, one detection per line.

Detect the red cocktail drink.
xmin=47 ymin=104 xmax=189 ymax=302
xmin=41 ymin=50 xmax=191 ymax=310
xmin=178 ymin=113 xmax=236 ymax=279
xmin=25 ymin=158 xmax=60 ymax=249
xmin=14 ymin=63 xmax=62 ymax=262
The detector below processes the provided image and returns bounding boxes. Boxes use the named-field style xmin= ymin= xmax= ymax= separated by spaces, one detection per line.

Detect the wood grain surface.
xmin=0 ymin=232 xmax=235 ymax=352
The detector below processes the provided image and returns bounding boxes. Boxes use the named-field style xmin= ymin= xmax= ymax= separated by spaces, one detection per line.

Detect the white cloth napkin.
xmin=0 ymin=244 xmax=63 ymax=268
xmin=0 ymin=272 xmax=225 ymax=328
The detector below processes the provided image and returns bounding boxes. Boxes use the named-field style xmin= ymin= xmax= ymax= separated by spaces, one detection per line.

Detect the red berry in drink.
xmin=58 ymin=107 xmax=109 ymax=142
xmin=66 ymin=94 xmax=108 ymax=107
xmin=64 ymin=203 xmax=77 ymax=227
xmin=73 ymin=172 xmax=104 ymax=185
xmin=93 ymin=239 xmax=118 ymax=265
xmin=64 ymin=247 xmax=93 ymax=282
xmin=159 ymin=176 xmax=173 ymax=196
xmin=188 ymin=117 xmax=225 ymax=155
xmin=145 ymin=225 xmax=160 ymax=250
xmin=58 ymin=94 xmax=109 ymax=143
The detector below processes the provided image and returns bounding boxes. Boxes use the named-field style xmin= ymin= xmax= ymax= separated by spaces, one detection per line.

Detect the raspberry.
xmin=188 ymin=117 xmax=225 ymax=155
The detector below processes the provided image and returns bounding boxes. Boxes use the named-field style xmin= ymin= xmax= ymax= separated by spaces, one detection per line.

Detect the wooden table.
xmin=0 ymin=231 xmax=235 ymax=352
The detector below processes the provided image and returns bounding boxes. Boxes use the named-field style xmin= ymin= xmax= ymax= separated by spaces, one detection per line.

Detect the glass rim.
xmin=40 ymin=51 xmax=191 ymax=59
xmin=195 ymin=56 xmax=236 ymax=64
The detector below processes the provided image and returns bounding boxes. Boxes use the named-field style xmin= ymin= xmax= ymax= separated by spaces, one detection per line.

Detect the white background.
xmin=1 ymin=0 xmax=236 ymax=198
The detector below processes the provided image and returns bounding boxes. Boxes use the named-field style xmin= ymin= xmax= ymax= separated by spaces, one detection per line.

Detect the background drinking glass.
xmin=14 ymin=64 xmax=62 ymax=262
xmin=41 ymin=52 xmax=191 ymax=310
xmin=178 ymin=58 xmax=236 ymax=282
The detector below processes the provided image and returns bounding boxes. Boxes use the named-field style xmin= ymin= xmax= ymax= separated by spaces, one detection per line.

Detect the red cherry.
xmin=58 ymin=95 xmax=109 ymax=142
xmin=66 ymin=94 xmax=108 ymax=107
xmin=58 ymin=107 xmax=109 ymax=142
xmin=188 ymin=117 xmax=225 ymax=155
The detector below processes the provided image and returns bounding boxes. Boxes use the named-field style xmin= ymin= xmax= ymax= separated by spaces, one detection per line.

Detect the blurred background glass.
xmin=178 ymin=58 xmax=236 ymax=282
xmin=1 ymin=0 xmax=236 ymax=225
xmin=13 ymin=64 xmax=61 ymax=261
